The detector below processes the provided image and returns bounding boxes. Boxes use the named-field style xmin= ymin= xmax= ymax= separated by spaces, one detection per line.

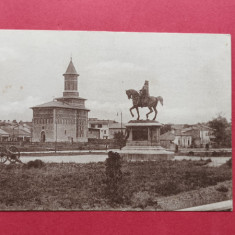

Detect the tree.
xmin=113 ymin=131 xmax=126 ymax=149
xmin=105 ymin=151 xmax=123 ymax=205
xmin=208 ymin=115 xmax=231 ymax=147
xmin=160 ymin=124 xmax=172 ymax=135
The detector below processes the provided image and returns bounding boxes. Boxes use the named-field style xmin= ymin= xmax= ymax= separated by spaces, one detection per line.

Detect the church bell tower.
xmin=63 ymin=58 xmax=79 ymax=97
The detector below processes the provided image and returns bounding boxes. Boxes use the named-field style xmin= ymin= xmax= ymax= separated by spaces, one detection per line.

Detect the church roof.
xmin=31 ymin=101 xmax=89 ymax=111
xmin=63 ymin=59 xmax=78 ymax=75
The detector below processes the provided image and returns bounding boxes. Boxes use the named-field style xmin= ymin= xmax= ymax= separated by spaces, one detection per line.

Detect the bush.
xmin=216 ymin=185 xmax=228 ymax=193
xmin=5 ymin=164 xmax=15 ymax=170
xmin=113 ymin=132 xmax=126 ymax=150
xmin=105 ymin=151 xmax=123 ymax=205
xmin=193 ymin=159 xmax=211 ymax=166
xmin=156 ymin=181 xmax=181 ymax=196
xmin=204 ymin=152 xmax=209 ymax=157
xmin=189 ymin=151 xmax=194 ymax=156
xmin=25 ymin=159 xmax=45 ymax=169
xmin=212 ymin=151 xmax=218 ymax=157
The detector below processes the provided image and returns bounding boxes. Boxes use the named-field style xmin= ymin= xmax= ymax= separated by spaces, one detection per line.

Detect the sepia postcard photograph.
xmin=0 ymin=30 xmax=232 ymax=211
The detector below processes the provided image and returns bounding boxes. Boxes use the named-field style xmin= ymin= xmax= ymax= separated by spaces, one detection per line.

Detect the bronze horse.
xmin=126 ymin=89 xmax=163 ymax=120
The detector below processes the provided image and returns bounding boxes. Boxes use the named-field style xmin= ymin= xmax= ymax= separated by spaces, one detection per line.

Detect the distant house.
xmin=181 ymin=125 xmax=214 ymax=147
xmin=0 ymin=129 xmax=10 ymax=141
xmin=88 ymin=118 xmax=126 ymax=139
xmin=172 ymin=129 xmax=192 ymax=148
xmin=16 ymin=128 xmax=32 ymax=142
xmin=88 ymin=119 xmax=115 ymax=139
xmin=160 ymin=124 xmax=214 ymax=149
xmin=0 ymin=122 xmax=32 ymax=142
xmin=160 ymin=130 xmax=192 ymax=149
xmin=0 ymin=125 xmax=18 ymax=141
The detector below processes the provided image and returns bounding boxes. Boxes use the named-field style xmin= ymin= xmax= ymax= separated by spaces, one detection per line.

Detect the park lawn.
xmin=0 ymin=159 xmax=232 ymax=210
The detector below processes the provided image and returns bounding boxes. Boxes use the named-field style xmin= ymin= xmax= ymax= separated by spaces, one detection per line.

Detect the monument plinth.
xmin=119 ymin=120 xmax=174 ymax=161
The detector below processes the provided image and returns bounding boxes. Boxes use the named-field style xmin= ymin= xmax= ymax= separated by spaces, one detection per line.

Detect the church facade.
xmin=31 ymin=59 xmax=89 ymax=143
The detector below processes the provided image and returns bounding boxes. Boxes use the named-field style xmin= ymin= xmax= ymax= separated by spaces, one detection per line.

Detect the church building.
xmin=31 ymin=59 xmax=89 ymax=143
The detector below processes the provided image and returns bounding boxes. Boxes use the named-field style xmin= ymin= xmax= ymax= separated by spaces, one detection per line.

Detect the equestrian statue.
xmin=126 ymin=81 xmax=163 ymax=121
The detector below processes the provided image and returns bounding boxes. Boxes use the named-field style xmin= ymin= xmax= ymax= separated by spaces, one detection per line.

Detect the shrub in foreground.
xmin=105 ymin=151 xmax=123 ymax=205
xmin=216 ymin=185 xmax=228 ymax=193
xmin=25 ymin=159 xmax=45 ymax=169
xmin=188 ymin=151 xmax=194 ymax=156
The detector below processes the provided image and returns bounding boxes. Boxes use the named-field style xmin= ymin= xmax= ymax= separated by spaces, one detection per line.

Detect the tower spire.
xmin=63 ymin=59 xmax=78 ymax=75
xmin=63 ymin=58 xmax=79 ymax=97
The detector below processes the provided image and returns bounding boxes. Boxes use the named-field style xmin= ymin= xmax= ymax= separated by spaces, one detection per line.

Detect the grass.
xmin=0 ymin=159 xmax=232 ymax=210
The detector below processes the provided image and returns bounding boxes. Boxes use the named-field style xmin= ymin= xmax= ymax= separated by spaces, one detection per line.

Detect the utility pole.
xmin=121 ymin=112 xmax=123 ymax=134
xmin=55 ymin=119 xmax=57 ymax=153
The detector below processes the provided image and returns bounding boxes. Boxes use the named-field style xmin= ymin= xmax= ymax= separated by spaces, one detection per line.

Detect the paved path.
xmin=177 ymin=200 xmax=233 ymax=211
xmin=20 ymin=154 xmax=231 ymax=166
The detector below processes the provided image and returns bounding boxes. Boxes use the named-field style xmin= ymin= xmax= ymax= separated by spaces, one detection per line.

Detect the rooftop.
xmin=0 ymin=129 xmax=10 ymax=136
xmin=160 ymin=131 xmax=175 ymax=141
xmin=174 ymin=129 xmax=192 ymax=136
xmin=109 ymin=122 xmax=126 ymax=129
xmin=0 ymin=126 xmax=31 ymax=136
xmin=31 ymin=100 xmax=89 ymax=110
xmin=89 ymin=119 xmax=116 ymax=125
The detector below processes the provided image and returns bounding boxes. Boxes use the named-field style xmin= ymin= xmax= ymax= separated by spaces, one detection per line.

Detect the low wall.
xmin=0 ymin=140 xmax=117 ymax=152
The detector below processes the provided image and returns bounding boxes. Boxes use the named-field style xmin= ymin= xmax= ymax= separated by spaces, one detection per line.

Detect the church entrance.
xmin=41 ymin=131 xmax=46 ymax=142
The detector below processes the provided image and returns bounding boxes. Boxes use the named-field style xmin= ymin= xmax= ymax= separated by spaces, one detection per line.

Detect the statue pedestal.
xmin=119 ymin=120 xmax=174 ymax=161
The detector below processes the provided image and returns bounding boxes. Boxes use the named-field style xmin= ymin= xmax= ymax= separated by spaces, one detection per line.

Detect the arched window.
xmin=41 ymin=131 xmax=46 ymax=142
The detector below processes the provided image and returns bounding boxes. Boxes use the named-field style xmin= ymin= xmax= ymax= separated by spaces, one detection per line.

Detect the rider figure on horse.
xmin=139 ymin=80 xmax=149 ymax=107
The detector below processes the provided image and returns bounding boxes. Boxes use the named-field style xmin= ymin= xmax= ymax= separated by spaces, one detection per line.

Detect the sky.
xmin=0 ymin=30 xmax=231 ymax=124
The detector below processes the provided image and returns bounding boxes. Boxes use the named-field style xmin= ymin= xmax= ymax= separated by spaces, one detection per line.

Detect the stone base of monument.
xmin=120 ymin=145 xmax=174 ymax=161
xmin=118 ymin=120 xmax=174 ymax=161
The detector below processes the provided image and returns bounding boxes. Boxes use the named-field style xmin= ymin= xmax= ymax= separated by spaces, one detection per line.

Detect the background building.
xmin=0 ymin=120 xmax=32 ymax=142
xmin=31 ymin=59 xmax=89 ymax=143
xmin=88 ymin=118 xmax=126 ymax=139
xmin=160 ymin=124 xmax=215 ymax=149
xmin=88 ymin=119 xmax=113 ymax=139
